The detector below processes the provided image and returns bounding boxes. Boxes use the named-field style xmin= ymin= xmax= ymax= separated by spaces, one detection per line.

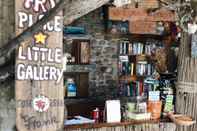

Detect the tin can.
xmin=92 ymin=108 xmax=99 ymax=123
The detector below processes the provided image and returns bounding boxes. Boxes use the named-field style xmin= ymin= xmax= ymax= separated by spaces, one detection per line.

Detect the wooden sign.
xmin=15 ymin=0 xmax=64 ymax=131
xmin=108 ymin=7 xmax=176 ymax=22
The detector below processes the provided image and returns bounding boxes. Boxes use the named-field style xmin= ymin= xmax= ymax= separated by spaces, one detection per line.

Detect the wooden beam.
xmin=64 ymin=0 xmax=110 ymax=25
xmin=0 ymin=0 xmax=110 ymax=67
xmin=108 ymin=7 xmax=147 ymax=21
xmin=108 ymin=7 xmax=176 ymax=22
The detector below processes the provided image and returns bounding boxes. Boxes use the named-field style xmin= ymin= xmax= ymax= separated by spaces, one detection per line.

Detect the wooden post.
xmin=176 ymin=32 xmax=197 ymax=131
xmin=15 ymin=0 xmax=64 ymax=131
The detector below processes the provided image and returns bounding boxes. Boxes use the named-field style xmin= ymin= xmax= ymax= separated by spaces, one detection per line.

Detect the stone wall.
xmin=0 ymin=0 xmax=16 ymax=131
xmin=89 ymin=39 xmax=118 ymax=98
xmin=70 ymin=8 xmax=105 ymax=37
xmin=64 ymin=8 xmax=119 ymax=98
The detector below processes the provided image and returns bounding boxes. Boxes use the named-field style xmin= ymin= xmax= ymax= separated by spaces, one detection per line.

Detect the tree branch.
xmin=0 ymin=0 xmax=110 ymax=66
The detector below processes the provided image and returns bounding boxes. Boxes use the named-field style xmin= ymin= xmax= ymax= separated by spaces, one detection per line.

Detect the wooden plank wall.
xmin=15 ymin=0 xmax=64 ymax=131
xmin=65 ymin=123 xmax=176 ymax=131
xmin=108 ymin=7 xmax=176 ymax=22
xmin=108 ymin=7 xmax=176 ymax=35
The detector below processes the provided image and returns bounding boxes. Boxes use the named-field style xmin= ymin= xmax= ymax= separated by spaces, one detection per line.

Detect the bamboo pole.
xmin=176 ymin=32 xmax=197 ymax=131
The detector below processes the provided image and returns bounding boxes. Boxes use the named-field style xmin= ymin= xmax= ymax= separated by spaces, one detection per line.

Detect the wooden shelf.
xmin=119 ymin=75 xmax=137 ymax=82
xmin=119 ymin=54 xmax=153 ymax=63
xmin=119 ymin=54 xmax=151 ymax=56
xmin=64 ymin=97 xmax=105 ymax=105
xmin=119 ymin=75 xmax=152 ymax=81
xmin=120 ymin=96 xmax=147 ymax=103
xmin=64 ymin=35 xmax=92 ymax=40
xmin=66 ymin=63 xmax=90 ymax=65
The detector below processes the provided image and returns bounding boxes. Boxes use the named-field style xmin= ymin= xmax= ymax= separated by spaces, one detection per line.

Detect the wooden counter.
xmin=64 ymin=119 xmax=176 ymax=131
xmin=64 ymin=98 xmax=176 ymax=131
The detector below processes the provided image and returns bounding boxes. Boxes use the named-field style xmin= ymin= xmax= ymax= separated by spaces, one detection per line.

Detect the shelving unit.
xmin=117 ymin=35 xmax=179 ymax=119
xmin=63 ymin=35 xmax=91 ymax=99
xmin=118 ymin=38 xmax=163 ymax=98
xmin=64 ymin=39 xmax=90 ymax=65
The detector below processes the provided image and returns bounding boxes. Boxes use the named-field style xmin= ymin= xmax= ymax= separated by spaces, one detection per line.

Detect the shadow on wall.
xmin=0 ymin=0 xmax=16 ymax=130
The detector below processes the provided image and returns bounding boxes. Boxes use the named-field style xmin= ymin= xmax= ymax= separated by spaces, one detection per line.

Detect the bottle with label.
xmin=66 ymin=78 xmax=77 ymax=97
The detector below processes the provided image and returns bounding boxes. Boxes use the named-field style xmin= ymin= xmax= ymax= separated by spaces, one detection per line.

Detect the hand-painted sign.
xmin=17 ymin=31 xmax=63 ymax=83
xmin=32 ymin=95 xmax=50 ymax=112
xmin=15 ymin=0 xmax=64 ymax=131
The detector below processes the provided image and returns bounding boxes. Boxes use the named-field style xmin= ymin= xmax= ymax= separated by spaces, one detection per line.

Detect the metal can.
xmin=92 ymin=108 xmax=99 ymax=122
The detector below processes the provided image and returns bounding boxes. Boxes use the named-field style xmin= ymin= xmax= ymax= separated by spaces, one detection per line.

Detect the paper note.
xmin=106 ymin=100 xmax=121 ymax=123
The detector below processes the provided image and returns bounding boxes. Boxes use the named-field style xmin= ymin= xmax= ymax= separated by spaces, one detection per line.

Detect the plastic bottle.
xmin=66 ymin=78 xmax=77 ymax=97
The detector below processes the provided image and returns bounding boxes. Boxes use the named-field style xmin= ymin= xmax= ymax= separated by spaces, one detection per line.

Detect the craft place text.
xmin=18 ymin=0 xmax=62 ymax=32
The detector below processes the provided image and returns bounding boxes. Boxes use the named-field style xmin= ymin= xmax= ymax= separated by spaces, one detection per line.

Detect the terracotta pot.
xmin=147 ymin=101 xmax=162 ymax=120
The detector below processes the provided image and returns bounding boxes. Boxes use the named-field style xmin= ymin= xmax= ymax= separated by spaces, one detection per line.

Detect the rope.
xmin=176 ymin=81 xmax=197 ymax=93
